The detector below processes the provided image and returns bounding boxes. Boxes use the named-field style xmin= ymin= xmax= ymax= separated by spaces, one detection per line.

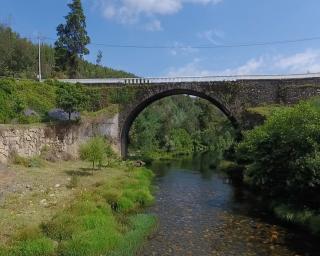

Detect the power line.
xmin=37 ymin=35 xmax=320 ymax=50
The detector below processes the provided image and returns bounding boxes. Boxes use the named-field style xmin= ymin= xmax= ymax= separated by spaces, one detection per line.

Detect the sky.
xmin=1 ymin=0 xmax=320 ymax=77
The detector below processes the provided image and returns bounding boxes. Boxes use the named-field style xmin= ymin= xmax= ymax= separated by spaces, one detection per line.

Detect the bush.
xmin=10 ymin=153 xmax=43 ymax=168
xmin=56 ymin=83 xmax=87 ymax=120
xmin=237 ymin=101 xmax=320 ymax=209
xmin=167 ymin=128 xmax=193 ymax=153
xmin=79 ymin=137 xmax=107 ymax=169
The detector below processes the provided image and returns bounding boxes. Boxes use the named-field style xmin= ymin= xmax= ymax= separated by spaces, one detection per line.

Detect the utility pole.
xmin=38 ymin=35 xmax=42 ymax=82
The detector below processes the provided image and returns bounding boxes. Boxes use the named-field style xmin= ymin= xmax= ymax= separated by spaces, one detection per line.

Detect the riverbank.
xmin=0 ymin=159 xmax=156 ymax=256
xmin=218 ymin=160 xmax=320 ymax=237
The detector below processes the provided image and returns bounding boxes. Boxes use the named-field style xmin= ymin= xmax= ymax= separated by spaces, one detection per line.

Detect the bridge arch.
xmin=120 ymin=88 xmax=240 ymax=157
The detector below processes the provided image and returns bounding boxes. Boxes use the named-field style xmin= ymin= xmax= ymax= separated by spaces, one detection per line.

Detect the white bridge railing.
xmin=58 ymin=72 xmax=320 ymax=85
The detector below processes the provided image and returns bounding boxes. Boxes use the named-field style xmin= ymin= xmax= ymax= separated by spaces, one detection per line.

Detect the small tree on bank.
xmin=54 ymin=0 xmax=90 ymax=78
xmin=79 ymin=137 xmax=106 ymax=170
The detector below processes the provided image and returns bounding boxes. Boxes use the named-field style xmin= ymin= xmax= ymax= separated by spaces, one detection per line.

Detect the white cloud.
xmin=167 ymin=57 xmax=264 ymax=77
xmin=166 ymin=49 xmax=320 ymax=77
xmin=169 ymin=42 xmax=199 ymax=56
xmin=274 ymin=49 xmax=320 ymax=73
xmin=145 ymin=20 xmax=163 ymax=31
xmin=96 ymin=0 xmax=223 ymax=29
xmin=198 ymin=29 xmax=225 ymax=45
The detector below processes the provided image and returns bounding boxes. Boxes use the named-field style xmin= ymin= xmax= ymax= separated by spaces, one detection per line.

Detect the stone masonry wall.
xmin=0 ymin=114 xmax=119 ymax=164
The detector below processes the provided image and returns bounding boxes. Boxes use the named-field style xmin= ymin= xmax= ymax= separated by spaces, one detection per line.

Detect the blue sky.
xmin=1 ymin=0 xmax=320 ymax=77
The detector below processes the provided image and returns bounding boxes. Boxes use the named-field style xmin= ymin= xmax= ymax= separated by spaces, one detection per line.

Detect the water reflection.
xmin=141 ymin=152 xmax=320 ymax=256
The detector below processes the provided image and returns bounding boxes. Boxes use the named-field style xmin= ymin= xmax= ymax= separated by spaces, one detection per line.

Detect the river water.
xmin=140 ymin=152 xmax=320 ymax=256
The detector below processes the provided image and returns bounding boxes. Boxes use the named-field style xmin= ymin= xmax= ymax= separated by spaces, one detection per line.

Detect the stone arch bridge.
xmin=60 ymin=74 xmax=320 ymax=157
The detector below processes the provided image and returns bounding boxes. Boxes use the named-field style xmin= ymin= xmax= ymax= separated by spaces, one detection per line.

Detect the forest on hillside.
xmin=0 ymin=24 xmax=134 ymax=79
xmin=129 ymin=95 xmax=235 ymax=157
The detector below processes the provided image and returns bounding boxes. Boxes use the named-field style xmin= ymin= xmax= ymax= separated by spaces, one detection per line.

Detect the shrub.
xmin=236 ymin=101 xmax=320 ymax=209
xmin=167 ymin=128 xmax=193 ymax=153
xmin=11 ymin=154 xmax=43 ymax=168
xmin=56 ymin=83 xmax=87 ymax=120
xmin=11 ymin=153 xmax=30 ymax=167
xmin=79 ymin=137 xmax=107 ymax=169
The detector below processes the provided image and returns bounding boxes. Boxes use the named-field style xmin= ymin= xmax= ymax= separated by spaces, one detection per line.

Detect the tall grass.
xmin=274 ymin=204 xmax=320 ymax=235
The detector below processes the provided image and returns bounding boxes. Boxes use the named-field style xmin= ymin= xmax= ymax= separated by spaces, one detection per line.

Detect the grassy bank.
xmin=272 ymin=204 xmax=320 ymax=235
xmin=130 ymin=150 xmax=194 ymax=164
xmin=0 ymin=159 xmax=156 ymax=256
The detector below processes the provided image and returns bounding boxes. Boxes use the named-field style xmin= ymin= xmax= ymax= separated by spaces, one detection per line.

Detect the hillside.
xmin=0 ymin=24 xmax=135 ymax=79
xmin=0 ymin=78 xmax=125 ymax=124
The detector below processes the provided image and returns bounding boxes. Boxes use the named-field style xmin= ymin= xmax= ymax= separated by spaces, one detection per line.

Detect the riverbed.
xmin=140 ymin=152 xmax=320 ymax=256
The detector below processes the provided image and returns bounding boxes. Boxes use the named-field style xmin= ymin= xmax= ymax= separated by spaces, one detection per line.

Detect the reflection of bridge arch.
xmin=120 ymin=88 xmax=239 ymax=158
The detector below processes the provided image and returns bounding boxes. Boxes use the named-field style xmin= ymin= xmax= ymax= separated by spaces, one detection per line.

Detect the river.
xmin=140 ymin=152 xmax=320 ymax=256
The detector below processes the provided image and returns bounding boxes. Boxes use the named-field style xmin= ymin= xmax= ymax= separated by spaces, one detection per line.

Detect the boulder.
xmin=48 ymin=108 xmax=80 ymax=121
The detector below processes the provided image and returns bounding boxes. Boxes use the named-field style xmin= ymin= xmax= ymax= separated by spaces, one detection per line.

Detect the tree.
xmin=168 ymin=128 xmax=193 ymax=153
xmin=56 ymin=83 xmax=85 ymax=120
xmin=54 ymin=0 xmax=90 ymax=78
xmin=236 ymin=101 xmax=320 ymax=209
xmin=96 ymin=50 xmax=103 ymax=65
xmin=79 ymin=137 xmax=106 ymax=169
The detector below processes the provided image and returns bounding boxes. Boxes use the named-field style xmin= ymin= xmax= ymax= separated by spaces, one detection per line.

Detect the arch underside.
xmin=120 ymin=88 xmax=239 ymax=158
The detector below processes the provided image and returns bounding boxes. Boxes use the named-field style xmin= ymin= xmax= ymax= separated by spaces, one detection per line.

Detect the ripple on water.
xmin=140 ymin=154 xmax=320 ymax=256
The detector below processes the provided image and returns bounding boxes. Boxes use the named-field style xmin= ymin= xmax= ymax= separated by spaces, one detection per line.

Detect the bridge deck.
xmin=58 ymin=73 xmax=320 ymax=85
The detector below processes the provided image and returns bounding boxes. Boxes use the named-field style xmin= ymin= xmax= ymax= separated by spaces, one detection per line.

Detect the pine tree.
xmin=54 ymin=0 xmax=90 ymax=78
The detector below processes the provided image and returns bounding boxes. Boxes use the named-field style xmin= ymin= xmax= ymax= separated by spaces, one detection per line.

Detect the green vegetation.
xmin=0 ymin=153 xmax=156 ymax=256
xmin=108 ymin=87 xmax=137 ymax=105
xmin=0 ymin=78 xmax=56 ymax=123
xmin=236 ymin=99 xmax=320 ymax=235
xmin=11 ymin=154 xmax=44 ymax=168
xmin=0 ymin=24 xmax=134 ymax=79
xmin=54 ymin=0 xmax=91 ymax=78
xmin=56 ymin=83 xmax=86 ymax=120
xmin=246 ymin=104 xmax=282 ymax=118
xmin=129 ymin=95 xmax=235 ymax=158
xmin=0 ymin=78 xmax=120 ymax=124
xmin=79 ymin=137 xmax=112 ymax=169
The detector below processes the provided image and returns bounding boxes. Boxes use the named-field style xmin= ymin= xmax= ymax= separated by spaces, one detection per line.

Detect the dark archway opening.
xmin=120 ymin=89 xmax=240 ymax=158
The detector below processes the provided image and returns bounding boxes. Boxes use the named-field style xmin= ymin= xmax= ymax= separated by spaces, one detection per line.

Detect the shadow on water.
xmin=141 ymin=151 xmax=320 ymax=256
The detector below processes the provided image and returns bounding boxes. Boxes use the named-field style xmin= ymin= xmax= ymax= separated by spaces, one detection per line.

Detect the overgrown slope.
xmin=0 ymin=24 xmax=135 ymax=79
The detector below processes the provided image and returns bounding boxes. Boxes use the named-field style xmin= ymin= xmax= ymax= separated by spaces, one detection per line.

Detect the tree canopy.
xmin=237 ymin=101 xmax=320 ymax=209
xmin=55 ymin=0 xmax=91 ymax=78
xmin=56 ymin=83 xmax=86 ymax=120
xmin=129 ymin=95 xmax=235 ymax=156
